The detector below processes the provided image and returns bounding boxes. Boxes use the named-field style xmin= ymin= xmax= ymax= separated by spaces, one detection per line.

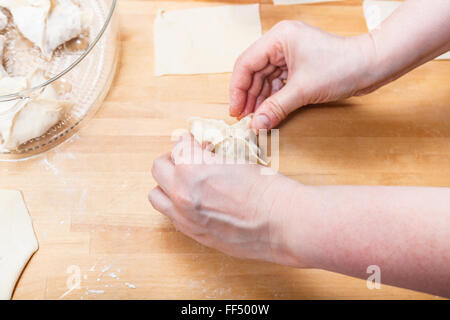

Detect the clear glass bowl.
xmin=0 ymin=0 xmax=118 ymax=161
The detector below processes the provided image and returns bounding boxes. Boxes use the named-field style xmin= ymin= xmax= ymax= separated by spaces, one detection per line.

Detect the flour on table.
xmin=0 ymin=190 xmax=38 ymax=300
xmin=363 ymin=0 xmax=449 ymax=60
xmin=189 ymin=114 xmax=268 ymax=165
xmin=154 ymin=4 xmax=262 ymax=75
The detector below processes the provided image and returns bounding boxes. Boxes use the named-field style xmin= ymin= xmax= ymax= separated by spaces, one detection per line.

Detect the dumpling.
xmin=44 ymin=0 xmax=85 ymax=56
xmin=189 ymin=114 xmax=268 ymax=165
xmin=189 ymin=117 xmax=228 ymax=146
xmin=0 ymin=0 xmax=90 ymax=57
xmin=0 ymin=0 xmax=50 ymax=52
xmin=0 ymin=73 xmax=27 ymax=112
xmin=0 ymin=70 xmax=71 ymax=151
xmin=0 ymin=75 xmax=28 ymax=149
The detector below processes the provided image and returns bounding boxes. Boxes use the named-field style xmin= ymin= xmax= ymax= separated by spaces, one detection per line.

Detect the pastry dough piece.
xmin=189 ymin=114 xmax=268 ymax=165
xmin=154 ymin=4 xmax=262 ymax=75
xmin=44 ymin=0 xmax=84 ymax=56
xmin=0 ymin=10 xmax=7 ymax=30
xmin=0 ymin=35 xmax=8 ymax=76
xmin=0 ymin=70 xmax=71 ymax=151
xmin=363 ymin=0 xmax=449 ymax=60
xmin=0 ymin=190 xmax=38 ymax=300
xmin=273 ymin=0 xmax=343 ymax=5
xmin=0 ymin=0 xmax=50 ymax=52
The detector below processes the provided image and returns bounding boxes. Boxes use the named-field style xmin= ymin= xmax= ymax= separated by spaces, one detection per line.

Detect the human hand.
xmin=229 ymin=21 xmax=376 ymax=130
xmin=149 ymin=134 xmax=304 ymax=266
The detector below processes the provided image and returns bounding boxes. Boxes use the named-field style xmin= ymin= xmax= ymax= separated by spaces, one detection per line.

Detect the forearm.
xmin=358 ymin=0 xmax=450 ymax=94
xmin=286 ymin=184 xmax=450 ymax=297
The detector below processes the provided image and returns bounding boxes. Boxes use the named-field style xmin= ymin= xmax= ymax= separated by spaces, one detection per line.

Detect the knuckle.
xmin=274 ymin=20 xmax=294 ymax=32
xmin=173 ymin=191 xmax=194 ymax=210
xmin=273 ymin=20 xmax=303 ymax=38
xmin=265 ymin=97 xmax=288 ymax=121
xmin=151 ymin=160 xmax=160 ymax=177
xmin=234 ymin=53 xmax=246 ymax=70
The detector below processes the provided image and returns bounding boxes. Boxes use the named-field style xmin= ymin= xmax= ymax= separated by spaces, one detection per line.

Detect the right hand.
xmin=229 ymin=21 xmax=377 ymax=130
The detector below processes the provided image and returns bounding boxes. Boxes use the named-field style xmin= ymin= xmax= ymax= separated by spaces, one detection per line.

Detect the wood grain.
xmin=1 ymin=0 xmax=448 ymax=299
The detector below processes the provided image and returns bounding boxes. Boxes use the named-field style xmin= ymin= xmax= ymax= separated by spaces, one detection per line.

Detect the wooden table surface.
xmin=2 ymin=0 xmax=449 ymax=299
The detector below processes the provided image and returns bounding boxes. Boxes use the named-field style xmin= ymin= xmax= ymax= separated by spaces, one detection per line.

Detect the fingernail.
xmin=230 ymin=105 xmax=240 ymax=117
xmin=253 ymin=114 xmax=270 ymax=130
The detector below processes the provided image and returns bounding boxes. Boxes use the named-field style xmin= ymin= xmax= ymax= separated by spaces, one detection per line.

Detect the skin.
xmin=149 ymin=0 xmax=450 ymax=298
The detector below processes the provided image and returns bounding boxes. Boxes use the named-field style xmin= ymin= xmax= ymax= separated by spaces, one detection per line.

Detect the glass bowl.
xmin=0 ymin=0 xmax=118 ymax=161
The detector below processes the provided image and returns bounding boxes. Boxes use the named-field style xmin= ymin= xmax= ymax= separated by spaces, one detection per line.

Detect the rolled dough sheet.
xmin=0 ymin=190 xmax=38 ymax=300
xmin=154 ymin=4 xmax=262 ymax=76
xmin=273 ymin=0 xmax=343 ymax=5
xmin=363 ymin=0 xmax=450 ymax=60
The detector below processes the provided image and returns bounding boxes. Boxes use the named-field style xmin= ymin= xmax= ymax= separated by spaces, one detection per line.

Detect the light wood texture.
xmin=1 ymin=0 xmax=448 ymax=299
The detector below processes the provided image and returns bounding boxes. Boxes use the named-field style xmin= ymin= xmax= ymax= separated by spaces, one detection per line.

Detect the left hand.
xmin=149 ymin=134 xmax=302 ymax=265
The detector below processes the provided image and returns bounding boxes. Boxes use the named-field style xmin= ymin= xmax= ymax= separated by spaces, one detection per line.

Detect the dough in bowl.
xmin=0 ymin=70 xmax=72 ymax=151
xmin=0 ymin=0 xmax=91 ymax=57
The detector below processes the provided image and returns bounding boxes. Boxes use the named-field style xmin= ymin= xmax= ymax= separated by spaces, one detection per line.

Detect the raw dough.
xmin=0 ymin=190 xmax=38 ymax=300
xmin=0 ymin=10 xmax=7 ymax=30
xmin=0 ymin=69 xmax=71 ymax=151
xmin=363 ymin=0 xmax=450 ymax=60
xmin=273 ymin=0 xmax=342 ymax=6
xmin=154 ymin=4 xmax=262 ymax=76
xmin=0 ymin=34 xmax=8 ymax=76
xmin=189 ymin=114 xmax=268 ymax=165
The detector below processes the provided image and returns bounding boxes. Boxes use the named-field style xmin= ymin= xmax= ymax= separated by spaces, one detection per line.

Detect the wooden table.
xmin=2 ymin=0 xmax=448 ymax=299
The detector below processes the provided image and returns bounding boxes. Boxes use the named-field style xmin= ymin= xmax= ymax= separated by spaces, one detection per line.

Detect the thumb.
xmin=251 ymin=83 xmax=304 ymax=130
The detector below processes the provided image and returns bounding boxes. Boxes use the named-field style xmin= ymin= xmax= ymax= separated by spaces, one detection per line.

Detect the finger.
xmin=238 ymin=92 xmax=257 ymax=120
xmin=251 ymin=82 xmax=305 ymax=131
xmin=172 ymin=133 xmax=199 ymax=164
xmin=238 ymin=64 xmax=278 ymax=118
xmin=229 ymin=33 xmax=285 ymax=117
xmin=255 ymin=68 xmax=284 ymax=109
xmin=255 ymin=79 xmax=272 ymax=110
xmin=271 ymin=78 xmax=285 ymax=95
xmin=148 ymin=186 xmax=176 ymax=218
xmin=151 ymin=153 xmax=176 ymax=194
xmin=241 ymin=65 xmax=285 ymax=118
xmin=242 ymin=65 xmax=283 ymax=118
xmin=149 ymin=187 xmax=207 ymax=236
xmin=267 ymin=67 xmax=283 ymax=84
xmin=172 ymin=133 xmax=216 ymax=165
xmin=247 ymin=65 xmax=277 ymax=99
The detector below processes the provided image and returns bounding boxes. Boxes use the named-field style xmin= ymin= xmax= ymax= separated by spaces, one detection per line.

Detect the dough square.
xmin=153 ymin=4 xmax=262 ymax=76
xmin=0 ymin=190 xmax=38 ymax=300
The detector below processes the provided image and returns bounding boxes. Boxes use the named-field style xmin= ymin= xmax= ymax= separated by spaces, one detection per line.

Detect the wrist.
xmin=351 ymin=33 xmax=383 ymax=95
xmin=270 ymin=179 xmax=319 ymax=268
